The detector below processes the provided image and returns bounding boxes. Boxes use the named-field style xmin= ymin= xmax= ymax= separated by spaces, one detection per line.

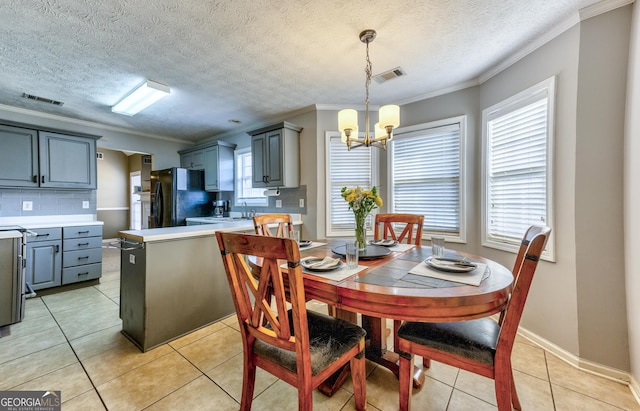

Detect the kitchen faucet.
xmin=243 ymin=202 xmax=248 ymax=218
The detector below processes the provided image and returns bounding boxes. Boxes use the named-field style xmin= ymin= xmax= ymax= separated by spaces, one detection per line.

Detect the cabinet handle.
xmin=78 ymin=272 xmax=89 ymax=276
xmin=77 ymin=230 xmax=90 ymax=234
xmin=78 ymin=242 xmax=89 ymax=246
xmin=41 ymin=175 xmax=45 ymax=184
xmin=55 ymin=245 xmax=60 ymax=253
xmin=36 ymin=233 xmax=50 ymax=238
xmin=78 ymin=256 xmax=89 ymax=260
xmin=32 ymin=175 xmax=37 ymax=183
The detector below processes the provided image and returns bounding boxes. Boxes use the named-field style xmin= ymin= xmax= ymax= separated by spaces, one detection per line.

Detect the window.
xmin=482 ymin=77 xmax=555 ymax=260
xmin=234 ymin=148 xmax=268 ymax=206
xmin=325 ymin=132 xmax=376 ymax=236
xmin=388 ymin=116 xmax=466 ymax=241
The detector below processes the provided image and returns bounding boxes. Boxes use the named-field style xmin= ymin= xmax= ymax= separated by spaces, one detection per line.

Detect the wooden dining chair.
xmin=253 ymin=213 xmax=294 ymax=238
xmin=374 ymin=213 xmax=424 ymax=246
xmin=215 ymin=232 xmax=367 ymax=411
xmin=396 ymin=225 xmax=551 ymax=411
xmin=374 ymin=213 xmax=425 ymax=350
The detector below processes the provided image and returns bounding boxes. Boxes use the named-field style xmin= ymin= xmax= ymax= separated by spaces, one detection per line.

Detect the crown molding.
xmin=0 ymin=103 xmax=189 ymax=144
xmin=580 ymin=0 xmax=634 ymax=20
xmin=394 ymin=80 xmax=481 ymax=106
xmin=479 ymin=0 xmax=634 ymax=84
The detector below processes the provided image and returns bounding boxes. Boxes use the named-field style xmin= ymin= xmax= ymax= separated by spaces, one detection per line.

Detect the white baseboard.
xmin=517 ymin=326 xmax=631 ymax=384
xmin=630 ymin=375 xmax=640 ymax=405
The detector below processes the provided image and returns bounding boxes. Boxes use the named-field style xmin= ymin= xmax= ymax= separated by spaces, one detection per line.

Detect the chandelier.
xmin=338 ymin=29 xmax=400 ymax=150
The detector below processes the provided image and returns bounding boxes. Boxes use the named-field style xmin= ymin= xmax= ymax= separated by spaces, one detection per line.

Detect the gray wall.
xmin=574 ymin=6 xmax=631 ymax=371
xmin=96 ymin=148 xmax=129 ymax=239
xmin=480 ymin=24 xmax=582 ymax=357
xmin=625 ymin=0 xmax=640 ymax=393
xmin=312 ymin=7 xmax=633 ymax=372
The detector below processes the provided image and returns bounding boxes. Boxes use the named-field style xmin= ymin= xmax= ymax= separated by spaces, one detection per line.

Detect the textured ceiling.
xmin=0 ymin=0 xmax=605 ymax=142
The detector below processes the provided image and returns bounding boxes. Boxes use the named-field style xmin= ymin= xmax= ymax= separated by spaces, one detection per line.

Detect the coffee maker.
xmin=212 ymin=200 xmax=229 ymax=217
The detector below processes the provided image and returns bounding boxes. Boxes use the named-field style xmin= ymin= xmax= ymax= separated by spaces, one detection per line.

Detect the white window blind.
xmin=326 ymin=134 xmax=375 ymax=235
xmin=389 ymin=118 xmax=464 ymax=239
xmin=234 ymin=149 xmax=268 ymax=206
xmin=483 ymin=77 xmax=554 ymax=260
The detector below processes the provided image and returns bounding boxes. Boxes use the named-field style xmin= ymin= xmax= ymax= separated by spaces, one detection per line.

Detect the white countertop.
xmin=0 ymin=230 xmax=23 ymax=240
xmin=0 ymin=215 xmax=103 ymax=229
xmin=120 ymin=216 xmax=303 ymax=243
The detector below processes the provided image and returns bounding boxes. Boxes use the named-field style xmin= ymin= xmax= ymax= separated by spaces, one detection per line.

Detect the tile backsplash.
xmin=219 ymin=185 xmax=307 ymax=215
xmin=0 ymin=188 xmax=96 ymax=217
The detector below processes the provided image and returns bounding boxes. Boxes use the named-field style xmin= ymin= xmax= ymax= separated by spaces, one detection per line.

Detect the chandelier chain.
xmin=365 ymin=40 xmax=372 ymax=107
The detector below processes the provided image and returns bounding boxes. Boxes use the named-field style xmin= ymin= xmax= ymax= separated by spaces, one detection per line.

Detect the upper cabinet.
xmin=248 ymin=122 xmax=301 ymax=188
xmin=180 ymin=149 xmax=204 ymax=170
xmin=179 ymin=141 xmax=236 ymax=191
xmin=0 ymin=123 xmax=98 ymax=189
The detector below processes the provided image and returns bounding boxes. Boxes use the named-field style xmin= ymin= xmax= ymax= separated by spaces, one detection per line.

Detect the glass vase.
xmin=355 ymin=215 xmax=367 ymax=251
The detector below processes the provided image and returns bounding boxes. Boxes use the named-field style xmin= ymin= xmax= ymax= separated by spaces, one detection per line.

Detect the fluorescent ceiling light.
xmin=112 ymin=80 xmax=170 ymax=116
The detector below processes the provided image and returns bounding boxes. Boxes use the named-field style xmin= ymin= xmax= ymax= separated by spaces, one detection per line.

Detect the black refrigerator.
xmin=149 ymin=168 xmax=214 ymax=227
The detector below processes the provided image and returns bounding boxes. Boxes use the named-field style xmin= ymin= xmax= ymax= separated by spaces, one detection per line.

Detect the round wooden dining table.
xmin=251 ymin=239 xmax=514 ymax=395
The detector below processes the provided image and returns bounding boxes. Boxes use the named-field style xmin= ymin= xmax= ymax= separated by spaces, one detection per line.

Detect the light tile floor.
xmin=1 ymin=246 xmax=638 ymax=410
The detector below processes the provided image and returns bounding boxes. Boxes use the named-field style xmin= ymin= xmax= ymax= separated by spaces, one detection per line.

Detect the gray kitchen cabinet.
xmin=203 ymin=141 xmax=235 ymax=191
xmin=0 ymin=124 xmax=39 ymax=187
xmin=0 ymin=123 xmax=99 ymax=189
xmin=179 ymin=141 xmax=236 ymax=191
xmin=39 ymin=131 xmax=97 ymax=189
xmin=62 ymin=225 xmax=103 ymax=285
xmin=248 ymin=122 xmax=301 ymax=188
xmin=180 ymin=149 xmax=204 ymax=170
xmin=26 ymin=228 xmax=62 ymax=290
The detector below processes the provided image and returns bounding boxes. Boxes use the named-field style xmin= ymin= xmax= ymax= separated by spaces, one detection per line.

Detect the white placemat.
xmin=299 ymin=241 xmax=326 ymax=250
xmin=408 ymin=261 xmax=488 ymax=286
xmin=388 ymin=243 xmax=416 ymax=252
xmin=280 ymin=261 xmax=365 ymax=282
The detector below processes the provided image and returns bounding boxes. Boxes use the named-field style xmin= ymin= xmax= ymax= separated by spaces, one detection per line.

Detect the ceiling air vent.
xmin=373 ymin=67 xmax=406 ymax=84
xmin=22 ymin=93 xmax=64 ymax=106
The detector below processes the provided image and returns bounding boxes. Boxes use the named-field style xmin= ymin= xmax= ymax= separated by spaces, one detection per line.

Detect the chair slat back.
xmin=497 ymin=225 xmax=551 ymax=355
xmin=216 ymin=232 xmax=308 ymax=356
xmin=374 ymin=213 xmax=424 ymax=246
xmin=253 ymin=213 xmax=294 ymax=238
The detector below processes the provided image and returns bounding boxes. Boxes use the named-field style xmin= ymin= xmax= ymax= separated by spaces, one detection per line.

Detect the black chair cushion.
xmin=254 ymin=310 xmax=366 ymax=375
xmin=397 ymin=318 xmax=500 ymax=366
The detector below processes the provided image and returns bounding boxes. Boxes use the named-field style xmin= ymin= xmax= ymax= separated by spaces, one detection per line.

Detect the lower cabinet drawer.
xmin=62 ymin=263 xmax=102 ymax=285
xmin=29 ymin=227 xmax=62 ymax=242
xmin=63 ymin=236 xmax=102 ymax=251
xmin=63 ymin=248 xmax=102 ymax=267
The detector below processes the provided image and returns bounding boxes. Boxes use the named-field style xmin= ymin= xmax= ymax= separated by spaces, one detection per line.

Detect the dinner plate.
xmin=425 ymin=256 xmax=478 ymax=273
xmin=369 ymin=239 xmax=399 ymax=247
xmin=301 ymin=257 xmax=344 ymax=272
xmin=298 ymin=240 xmax=312 ymax=248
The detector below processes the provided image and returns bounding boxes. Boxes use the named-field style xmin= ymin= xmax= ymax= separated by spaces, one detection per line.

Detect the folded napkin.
xmin=303 ymin=256 xmax=341 ymax=269
xmin=370 ymin=239 xmax=397 ymax=246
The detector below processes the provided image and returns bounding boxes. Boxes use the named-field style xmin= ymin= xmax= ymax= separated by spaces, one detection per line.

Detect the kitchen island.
xmin=117 ymin=216 xmax=302 ymax=352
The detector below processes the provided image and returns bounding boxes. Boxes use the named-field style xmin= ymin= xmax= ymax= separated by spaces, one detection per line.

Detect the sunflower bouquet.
xmin=341 ymin=186 xmax=383 ymax=250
